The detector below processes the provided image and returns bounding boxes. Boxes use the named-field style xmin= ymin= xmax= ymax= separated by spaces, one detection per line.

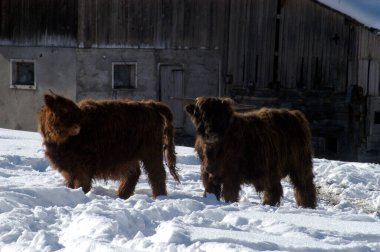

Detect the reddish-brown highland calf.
xmin=185 ymin=97 xmax=317 ymax=208
xmin=38 ymin=93 xmax=180 ymax=199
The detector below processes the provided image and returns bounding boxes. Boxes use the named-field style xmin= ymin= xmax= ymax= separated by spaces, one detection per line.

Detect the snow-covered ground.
xmin=0 ymin=128 xmax=379 ymax=252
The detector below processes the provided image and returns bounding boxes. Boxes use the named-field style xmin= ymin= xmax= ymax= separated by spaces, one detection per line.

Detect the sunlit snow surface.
xmin=0 ymin=128 xmax=379 ymax=251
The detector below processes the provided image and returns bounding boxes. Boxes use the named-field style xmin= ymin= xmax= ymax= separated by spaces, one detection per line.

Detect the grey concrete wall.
xmin=0 ymin=46 xmax=220 ymax=135
xmin=76 ymin=49 xmax=158 ymax=101
xmin=76 ymin=48 xmax=221 ymax=135
xmin=0 ymin=47 xmax=76 ymax=131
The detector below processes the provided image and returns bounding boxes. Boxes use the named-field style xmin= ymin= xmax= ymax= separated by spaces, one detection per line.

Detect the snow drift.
xmin=0 ymin=128 xmax=379 ymax=251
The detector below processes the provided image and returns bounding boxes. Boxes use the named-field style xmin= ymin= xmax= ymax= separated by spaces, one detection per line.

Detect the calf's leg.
xmin=118 ymin=161 xmax=142 ymax=199
xmin=201 ymin=171 xmax=221 ymax=200
xmin=222 ymin=179 xmax=241 ymax=203
xmin=62 ymin=170 xmax=92 ymax=193
xmin=290 ymin=172 xmax=317 ymax=208
xmin=263 ymin=181 xmax=283 ymax=206
xmin=142 ymin=152 xmax=167 ymax=198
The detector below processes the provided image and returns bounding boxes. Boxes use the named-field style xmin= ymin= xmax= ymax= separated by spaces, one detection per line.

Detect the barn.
xmin=1 ymin=0 xmax=380 ymax=163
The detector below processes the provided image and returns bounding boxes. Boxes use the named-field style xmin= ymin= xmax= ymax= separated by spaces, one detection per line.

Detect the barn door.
xmin=160 ymin=65 xmax=184 ymax=129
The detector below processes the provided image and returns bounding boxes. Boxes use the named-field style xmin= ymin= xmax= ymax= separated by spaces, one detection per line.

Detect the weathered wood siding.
xmin=78 ymin=0 xmax=228 ymax=49
xmin=225 ymin=0 xmax=357 ymax=92
xmin=357 ymin=28 xmax=380 ymax=96
xmin=357 ymin=28 xmax=380 ymax=60
xmin=0 ymin=0 xmax=77 ymax=46
xmin=226 ymin=0 xmax=277 ymax=88
xmin=279 ymin=0 xmax=354 ymax=92
xmin=0 ymin=0 xmax=366 ymax=94
xmin=0 ymin=0 xmax=229 ymax=49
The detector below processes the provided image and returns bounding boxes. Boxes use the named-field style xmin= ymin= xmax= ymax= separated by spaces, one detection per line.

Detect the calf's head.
xmin=38 ymin=94 xmax=81 ymax=144
xmin=185 ymin=97 xmax=233 ymax=143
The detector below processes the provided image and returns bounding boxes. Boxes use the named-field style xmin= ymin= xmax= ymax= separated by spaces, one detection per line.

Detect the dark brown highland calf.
xmin=185 ymin=97 xmax=317 ymax=208
xmin=38 ymin=93 xmax=180 ymax=199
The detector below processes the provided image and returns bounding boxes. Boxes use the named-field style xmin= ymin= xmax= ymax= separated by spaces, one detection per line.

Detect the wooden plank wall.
xmin=358 ymin=59 xmax=378 ymax=97
xmin=0 ymin=0 xmax=77 ymax=46
xmin=2 ymin=0 xmax=379 ymax=96
xmin=247 ymin=0 xmax=277 ymax=88
xmin=226 ymin=0 xmax=277 ymax=88
xmin=278 ymin=0 xmax=353 ymax=92
xmin=357 ymin=28 xmax=380 ymax=60
xmin=78 ymin=0 xmax=228 ymax=49
xmin=0 ymin=0 xmax=228 ymax=49
xmin=225 ymin=0 xmax=357 ymax=93
xmin=356 ymin=28 xmax=380 ymax=96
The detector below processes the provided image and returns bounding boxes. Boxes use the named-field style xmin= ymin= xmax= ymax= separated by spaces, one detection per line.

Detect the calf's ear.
xmin=185 ymin=104 xmax=195 ymax=115
xmin=221 ymin=97 xmax=234 ymax=105
xmin=44 ymin=94 xmax=56 ymax=109
xmin=68 ymin=124 xmax=81 ymax=136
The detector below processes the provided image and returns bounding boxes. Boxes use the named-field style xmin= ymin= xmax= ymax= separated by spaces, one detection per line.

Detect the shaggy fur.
xmin=185 ymin=97 xmax=317 ymax=208
xmin=38 ymin=93 xmax=180 ymax=199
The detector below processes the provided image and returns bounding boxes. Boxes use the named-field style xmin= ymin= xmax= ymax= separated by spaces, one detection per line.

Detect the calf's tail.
xmin=150 ymin=102 xmax=180 ymax=183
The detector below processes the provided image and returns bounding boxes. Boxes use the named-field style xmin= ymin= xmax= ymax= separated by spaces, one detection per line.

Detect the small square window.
xmin=112 ymin=63 xmax=137 ymax=89
xmin=10 ymin=60 xmax=36 ymax=89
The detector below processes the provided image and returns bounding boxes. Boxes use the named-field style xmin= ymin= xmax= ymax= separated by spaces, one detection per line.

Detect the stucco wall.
xmin=76 ymin=49 xmax=158 ymax=101
xmin=0 ymin=47 xmax=77 ymax=131
xmin=76 ymin=48 xmax=221 ymax=134
xmin=76 ymin=49 xmax=220 ymax=99
xmin=0 ymin=47 xmax=220 ymax=134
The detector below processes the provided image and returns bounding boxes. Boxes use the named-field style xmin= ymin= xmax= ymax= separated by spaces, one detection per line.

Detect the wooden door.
xmin=160 ymin=65 xmax=185 ymax=129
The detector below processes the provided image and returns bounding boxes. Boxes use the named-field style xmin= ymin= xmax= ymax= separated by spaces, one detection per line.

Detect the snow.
xmin=318 ymin=0 xmax=380 ymax=31
xmin=0 ymin=128 xmax=379 ymax=251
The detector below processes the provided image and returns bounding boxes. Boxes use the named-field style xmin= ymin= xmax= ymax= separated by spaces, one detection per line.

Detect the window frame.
xmin=111 ymin=62 xmax=137 ymax=90
xmin=10 ymin=59 xmax=37 ymax=90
